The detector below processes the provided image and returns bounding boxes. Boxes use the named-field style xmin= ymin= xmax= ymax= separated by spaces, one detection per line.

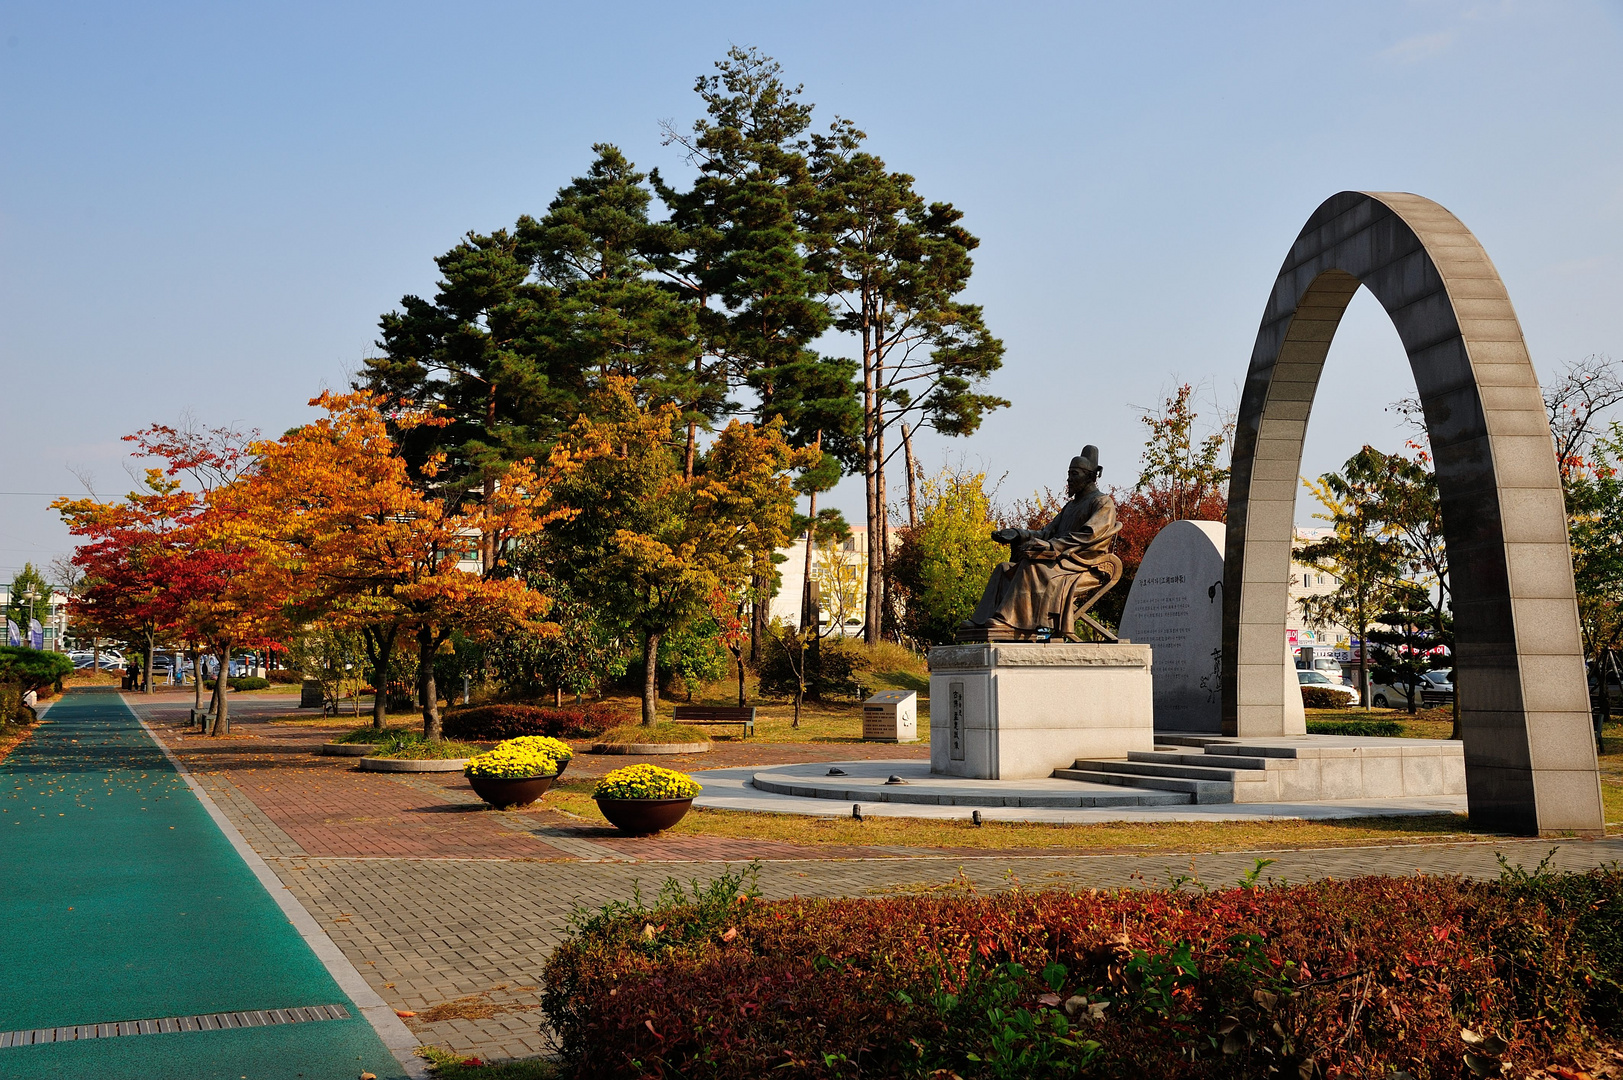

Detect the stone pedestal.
xmin=928 ymin=643 xmax=1154 ymax=779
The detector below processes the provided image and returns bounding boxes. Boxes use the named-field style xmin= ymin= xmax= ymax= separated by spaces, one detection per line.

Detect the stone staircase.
xmin=1053 ymin=734 xmax=1466 ymax=805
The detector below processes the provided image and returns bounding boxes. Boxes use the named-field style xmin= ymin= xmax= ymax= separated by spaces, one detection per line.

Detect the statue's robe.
xmin=965 ymin=485 xmax=1121 ymax=632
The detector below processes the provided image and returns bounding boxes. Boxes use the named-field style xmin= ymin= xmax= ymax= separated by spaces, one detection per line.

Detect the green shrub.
xmin=543 ymin=867 xmax=1623 ymax=1079
xmin=1299 ymin=685 xmax=1350 ymax=708
xmin=268 ymin=671 xmax=302 ymax=685
xmin=202 ymin=676 xmax=271 ymax=692
xmin=442 ymin=703 xmax=627 ymax=741
xmin=0 ymin=648 xmax=73 ymax=724
xmin=1306 ymin=719 xmax=1402 ymax=737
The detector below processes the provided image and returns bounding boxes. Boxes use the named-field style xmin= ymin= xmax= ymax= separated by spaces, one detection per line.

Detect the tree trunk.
xmin=1356 ymin=610 xmax=1369 ymax=711
xmin=863 ymin=445 xmax=881 ymax=645
xmin=214 ymin=645 xmax=231 ymax=735
xmin=205 ymin=662 xmax=221 ymax=723
xmin=92 ymin=637 xmax=100 ymax=677
xmin=902 ymin=422 xmax=919 ymax=530
xmin=750 ymin=573 xmax=771 ymax=662
xmin=862 ymin=311 xmax=881 ymax=646
xmin=144 ymin=632 xmax=155 ymax=695
xmin=554 ymin=685 xmax=562 ymax=708
xmin=364 ymin=626 xmax=396 ymax=731
xmin=735 ymin=652 xmax=746 ymax=707
xmin=418 ymin=625 xmax=442 ymax=741
xmin=641 ymin=631 xmax=661 ymax=726
xmin=191 ymin=644 xmax=203 ymax=710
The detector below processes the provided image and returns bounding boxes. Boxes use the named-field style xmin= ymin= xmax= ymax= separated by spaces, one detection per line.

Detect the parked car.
xmin=1298 ymin=669 xmax=1360 ymax=706
xmin=1369 ymin=683 xmax=1414 ymax=709
xmin=1419 ymin=669 xmax=1454 ymax=705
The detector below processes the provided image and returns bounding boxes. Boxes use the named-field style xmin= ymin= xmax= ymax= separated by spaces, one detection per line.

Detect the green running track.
xmin=0 ymin=691 xmax=407 ymax=1079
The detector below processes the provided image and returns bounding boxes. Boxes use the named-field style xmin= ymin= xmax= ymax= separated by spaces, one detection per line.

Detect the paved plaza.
xmin=24 ymin=690 xmax=1623 ymax=1069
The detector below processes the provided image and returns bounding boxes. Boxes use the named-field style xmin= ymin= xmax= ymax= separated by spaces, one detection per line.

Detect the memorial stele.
xmin=1118 ymin=519 xmax=1303 ymax=735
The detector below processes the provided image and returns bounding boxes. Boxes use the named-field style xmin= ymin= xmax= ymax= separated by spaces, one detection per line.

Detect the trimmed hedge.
xmin=203 ymin=676 xmax=271 ymax=691
xmin=1306 ymin=719 xmax=1403 ymax=737
xmin=542 ymin=865 xmax=1623 ymax=1079
xmin=441 ymin=703 xmax=629 ymax=741
xmin=1299 ymin=686 xmax=1350 ymax=709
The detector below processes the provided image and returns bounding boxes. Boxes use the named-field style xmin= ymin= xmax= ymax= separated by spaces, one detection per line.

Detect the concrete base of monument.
xmin=1061 ymin=735 xmax=1467 ymax=803
xmin=687 ymin=760 xmax=1467 ymax=823
xmin=928 ymin=642 xmax=1155 ymax=779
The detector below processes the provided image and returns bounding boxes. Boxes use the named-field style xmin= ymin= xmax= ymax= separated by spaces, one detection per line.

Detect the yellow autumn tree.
xmin=539 ymin=379 xmax=814 ymax=724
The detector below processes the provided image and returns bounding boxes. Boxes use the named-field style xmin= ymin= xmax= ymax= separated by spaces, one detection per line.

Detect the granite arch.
xmin=1221 ymin=190 xmax=1603 ymax=835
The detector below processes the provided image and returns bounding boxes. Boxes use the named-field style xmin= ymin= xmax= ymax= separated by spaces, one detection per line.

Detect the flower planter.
xmin=594 ymin=796 xmax=694 ymax=835
xmin=468 ymin=772 xmax=556 ymax=809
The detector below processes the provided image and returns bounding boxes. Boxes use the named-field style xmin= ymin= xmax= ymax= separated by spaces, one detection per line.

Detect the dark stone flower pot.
xmin=554 ymin=757 xmax=570 ymax=777
xmin=468 ymin=772 xmax=556 ymax=809
xmin=594 ymin=797 xmax=693 ymax=835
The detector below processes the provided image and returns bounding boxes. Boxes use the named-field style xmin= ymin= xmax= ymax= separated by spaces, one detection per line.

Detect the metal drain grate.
xmin=0 ymin=1003 xmax=351 ymax=1047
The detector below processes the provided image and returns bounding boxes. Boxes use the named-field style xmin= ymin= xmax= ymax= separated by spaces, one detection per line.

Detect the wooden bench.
xmin=673 ymin=705 xmax=756 ymax=739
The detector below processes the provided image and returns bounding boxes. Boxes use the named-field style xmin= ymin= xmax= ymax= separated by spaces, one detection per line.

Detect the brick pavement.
xmin=119 ymin=692 xmax=1623 ymax=1065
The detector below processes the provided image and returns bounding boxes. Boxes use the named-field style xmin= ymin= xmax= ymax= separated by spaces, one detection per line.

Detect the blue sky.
xmin=2 ymin=1 xmax=1621 ymax=578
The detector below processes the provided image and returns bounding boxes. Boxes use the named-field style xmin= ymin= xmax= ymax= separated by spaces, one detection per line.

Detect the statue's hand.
xmin=991 ymin=527 xmax=1021 ymax=544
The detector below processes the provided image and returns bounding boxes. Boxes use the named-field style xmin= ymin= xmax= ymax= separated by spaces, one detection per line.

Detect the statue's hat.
xmin=1072 ymin=445 xmax=1100 ymax=472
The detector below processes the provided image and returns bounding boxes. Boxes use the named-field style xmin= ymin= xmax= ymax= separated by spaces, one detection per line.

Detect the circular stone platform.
xmin=751 ymin=760 xmax=1190 ymax=808
xmin=356 ymin=757 xmax=467 ymax=772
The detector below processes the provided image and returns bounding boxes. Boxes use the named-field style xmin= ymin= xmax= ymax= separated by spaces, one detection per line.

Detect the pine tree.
xmin=807 ymin=121 xmax=1007 ymax=642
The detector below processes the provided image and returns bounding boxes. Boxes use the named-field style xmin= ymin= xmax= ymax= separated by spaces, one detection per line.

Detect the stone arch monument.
xmin=1221 ymin=190 xmax=1604 ymax=836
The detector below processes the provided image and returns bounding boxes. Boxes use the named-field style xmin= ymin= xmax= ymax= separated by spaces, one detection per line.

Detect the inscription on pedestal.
xmin=949 ymin=681 xmax=965 ymax=761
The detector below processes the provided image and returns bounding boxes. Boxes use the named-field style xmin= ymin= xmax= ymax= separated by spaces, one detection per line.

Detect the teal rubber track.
xmin=0 ymin=691 xmax=407 ymax=1079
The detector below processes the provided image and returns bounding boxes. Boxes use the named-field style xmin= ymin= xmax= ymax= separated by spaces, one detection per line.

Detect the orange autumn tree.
xmin=219 ymin=391 xmax=568 ymax=738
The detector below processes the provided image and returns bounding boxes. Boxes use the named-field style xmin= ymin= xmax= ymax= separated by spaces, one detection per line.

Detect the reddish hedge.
xmin=542 ymin=868 xmax=1623 ymax=1079
xmin=441 ymin=703 xmax=628 ymax=741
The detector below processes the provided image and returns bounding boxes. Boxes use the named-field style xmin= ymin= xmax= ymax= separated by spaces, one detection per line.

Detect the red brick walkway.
xmin=228 ymin=768 xmax=569 ymax=859
xmin=128 ymin=693 xmax=947 ymax=862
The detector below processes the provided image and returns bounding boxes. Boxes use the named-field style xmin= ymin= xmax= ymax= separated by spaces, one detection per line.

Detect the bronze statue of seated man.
xmin=959 ymin=445 xmax=1123 ymax=642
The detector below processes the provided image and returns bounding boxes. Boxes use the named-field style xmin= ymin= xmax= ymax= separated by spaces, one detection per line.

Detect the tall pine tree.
xmin=808 ymin=121 xmax=1007 ymax=642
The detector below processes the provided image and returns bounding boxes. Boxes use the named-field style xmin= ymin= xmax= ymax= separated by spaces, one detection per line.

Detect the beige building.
xmin=769 ymin=526 xmax=870 ymax=636
xmin=1288 ymin=525 xmax=1353 ymax=662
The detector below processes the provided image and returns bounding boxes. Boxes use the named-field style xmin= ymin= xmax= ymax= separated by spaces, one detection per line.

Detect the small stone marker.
xmin=862 ymin=690 xmax=918 ymax=743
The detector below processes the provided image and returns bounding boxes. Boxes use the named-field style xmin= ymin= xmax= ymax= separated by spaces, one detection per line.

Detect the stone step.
xmin=1072 ymin=757 xmax=1268 ymax=784
xmin=1053 ymin=765 xmax=1234 ymax=804
xmin=1154 ymin=735 xmax=1303 ymax=759
xmin=1129 ymin=750 xmax=1280 ymax=772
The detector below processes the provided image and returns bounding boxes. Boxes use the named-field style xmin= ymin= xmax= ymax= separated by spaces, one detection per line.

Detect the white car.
xmin=1298 ymin=669 xmax=1360 ymax=706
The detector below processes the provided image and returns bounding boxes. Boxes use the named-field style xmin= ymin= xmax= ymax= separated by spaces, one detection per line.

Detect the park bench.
xmin=672 ymin=705 xmax=756 ymax=739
